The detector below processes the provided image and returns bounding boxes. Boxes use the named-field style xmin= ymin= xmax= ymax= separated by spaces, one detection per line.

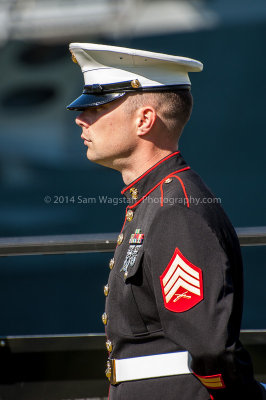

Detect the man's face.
xmin=75 ymin=96 xmax=136 ymax=170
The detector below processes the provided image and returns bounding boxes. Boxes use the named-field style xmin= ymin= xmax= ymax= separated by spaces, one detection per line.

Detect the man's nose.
xmin=75 ymin=112 xmax=88 ymax=128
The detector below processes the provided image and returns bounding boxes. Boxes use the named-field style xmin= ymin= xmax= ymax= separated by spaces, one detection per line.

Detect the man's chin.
xmin=86 ymin=151 xmax=119 ymax=171
xmin=86 ymin=150 xmax=99 ymax=164
xmin=86 ymin=150 xmax=108 ymax=166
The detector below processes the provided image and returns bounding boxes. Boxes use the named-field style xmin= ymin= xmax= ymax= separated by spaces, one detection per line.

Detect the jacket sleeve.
xmin=145 ymin=205 xmax=261 ymax=400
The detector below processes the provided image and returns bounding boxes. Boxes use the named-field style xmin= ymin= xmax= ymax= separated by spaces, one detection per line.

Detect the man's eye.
xmin=95 ymin=106 xmax=104 ymax=112
xmin=90 ymin=107 xmax=100 ymax=114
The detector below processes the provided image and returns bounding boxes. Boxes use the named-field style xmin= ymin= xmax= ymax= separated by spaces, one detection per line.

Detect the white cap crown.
xmin=67 ymin=43 xmax=203 ymax=110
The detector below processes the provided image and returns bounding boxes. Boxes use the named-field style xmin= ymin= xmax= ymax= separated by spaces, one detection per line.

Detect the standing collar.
xmin=121 ymin=151 xmax=189 ymax=205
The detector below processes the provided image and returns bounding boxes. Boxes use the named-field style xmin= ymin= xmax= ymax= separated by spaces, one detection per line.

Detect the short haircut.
xmin=125 ymin=89 xmax=193 ymax=139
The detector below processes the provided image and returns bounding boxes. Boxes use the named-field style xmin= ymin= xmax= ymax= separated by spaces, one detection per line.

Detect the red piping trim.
xmin=120 ymin=206 xmax=129 ymax=235
xmin=121 ymin=151 xmax=180 ymax=195
xmin=128 ymin=167 xmax=190 ymax=210
xmin=172 ymin=174 xmax=190 ymax=208
xmin=193 ymin=372 xmax=225 ymax=390
xmin=160 ymin=183 xmax=164 ymax=207
xmin=194 ymin=372 xmax=224 ymax=380
xmin=159 ymin=171 xmax=190 ymax=208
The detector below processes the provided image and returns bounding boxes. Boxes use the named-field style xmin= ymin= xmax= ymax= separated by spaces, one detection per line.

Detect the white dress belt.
xmin=107 ymin=351 xmax=192 ymax=384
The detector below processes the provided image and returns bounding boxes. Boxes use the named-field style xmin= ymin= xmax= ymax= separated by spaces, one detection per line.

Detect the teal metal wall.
xmin=0 ymin=20 xmax=265 ymax=334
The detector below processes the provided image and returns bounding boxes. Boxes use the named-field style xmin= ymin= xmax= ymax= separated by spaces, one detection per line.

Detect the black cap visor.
xmin=66 ymin=92 xmax=126 ymax=111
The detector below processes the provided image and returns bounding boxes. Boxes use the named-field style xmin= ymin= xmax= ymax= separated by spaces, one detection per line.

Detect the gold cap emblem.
xmin=104 ymin=284 xmax=109 ymax=296
xmin=117 ymin=233 xmax=124 ymax=245
xmin=130 ymin=187 xmax=139 ymax=200
xmin=109 ymin=258 xmax=115 ymax=270
xmin=165 ymin=178 xmax=173 ymax=184
xmin=126 ymin=209 xmax=134 ymax=222
xmin=102 ymin=312 xmax=108 ymax=325
xmin=106 ymin=340 xmax=113 ymax=352
xmin=70 ymin=51 xmax=78 ymax=64
xmin=131 ymin=79 xmax=141 ymax=88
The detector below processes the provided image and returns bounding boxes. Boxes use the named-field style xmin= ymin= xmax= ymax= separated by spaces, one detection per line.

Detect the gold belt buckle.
xmin=105 ymin=359 xmax=117 ymax=385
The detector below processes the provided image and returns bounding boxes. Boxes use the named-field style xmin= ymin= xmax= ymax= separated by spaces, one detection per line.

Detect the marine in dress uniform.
xmin=67 ymin=43 xmax=265 ymax=400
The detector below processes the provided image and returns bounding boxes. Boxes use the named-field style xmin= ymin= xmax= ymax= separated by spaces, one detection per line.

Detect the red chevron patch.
xmin=160 ymin=248 xmax=203 ymax=312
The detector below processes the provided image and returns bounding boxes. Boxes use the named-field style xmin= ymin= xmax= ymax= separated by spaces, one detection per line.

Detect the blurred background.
xmin=0 ymin=0 xmax=266 ymax=335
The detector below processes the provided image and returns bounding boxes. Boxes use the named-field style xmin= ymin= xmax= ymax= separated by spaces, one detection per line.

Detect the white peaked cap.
xmin=67 ymin=43 xmax=203 ymax=110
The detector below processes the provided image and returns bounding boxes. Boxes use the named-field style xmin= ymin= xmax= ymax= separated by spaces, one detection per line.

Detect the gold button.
xmin=131 ymin=79 xmax=141 ymax=88
xmin=117 ymin=233 xmax=124 ymax=245
xmin=165 ymin=178 xmax=173 ymax=184
xmin=105 ymin=360 xmax=111 ymax=379
xmin=104 ymin=284 xmax=109 ymax=296
xmin=124 ymin=271 xmax=128 ymax=279
xmin=102 ymin=312 xmax=108 ymax=325
xmin=130 ymin=187 xmax=139 ymax=200
xmin=106 ymin=340 xmax=113 ymax=352
xmin=109 ymin=258 xmax=115 ymax=270
xmin=126 ymin=209 xmax=134 ymax=222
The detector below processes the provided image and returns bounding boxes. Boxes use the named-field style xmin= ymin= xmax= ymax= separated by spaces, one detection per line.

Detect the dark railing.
xmin=0 ymin=331 xmax=265 ymax=399
xmin=0 ymin=226 xmax=266 ymax=257
xmin=0 ymin=330 xmax=265 ymax=400
xmin=0 ymin=227 xmax=265 ymax=399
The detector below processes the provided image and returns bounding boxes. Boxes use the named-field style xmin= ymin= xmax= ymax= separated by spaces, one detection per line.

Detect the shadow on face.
xmin=75 ymin=94 xmax=130 ymax=127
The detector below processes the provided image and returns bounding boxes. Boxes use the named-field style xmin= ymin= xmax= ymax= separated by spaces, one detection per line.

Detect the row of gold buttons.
xmin=104 ymin=181 xmax=172 ymax=378
xmin=101 ymin=256 xmax=115 ymax=327
xmin=103 ymin=193 xmax=137 ymax=379
xmin=103 ymin=253 xmax=115 ymax=379
xmin=104 ymin=257 xmax=113 ymax=379
xmin=116 ymin=213 xmax=134 ymax=247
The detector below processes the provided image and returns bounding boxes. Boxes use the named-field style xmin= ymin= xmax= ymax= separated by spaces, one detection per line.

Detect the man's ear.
xmin=135 ymin=106 xmax=157 ymax=136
